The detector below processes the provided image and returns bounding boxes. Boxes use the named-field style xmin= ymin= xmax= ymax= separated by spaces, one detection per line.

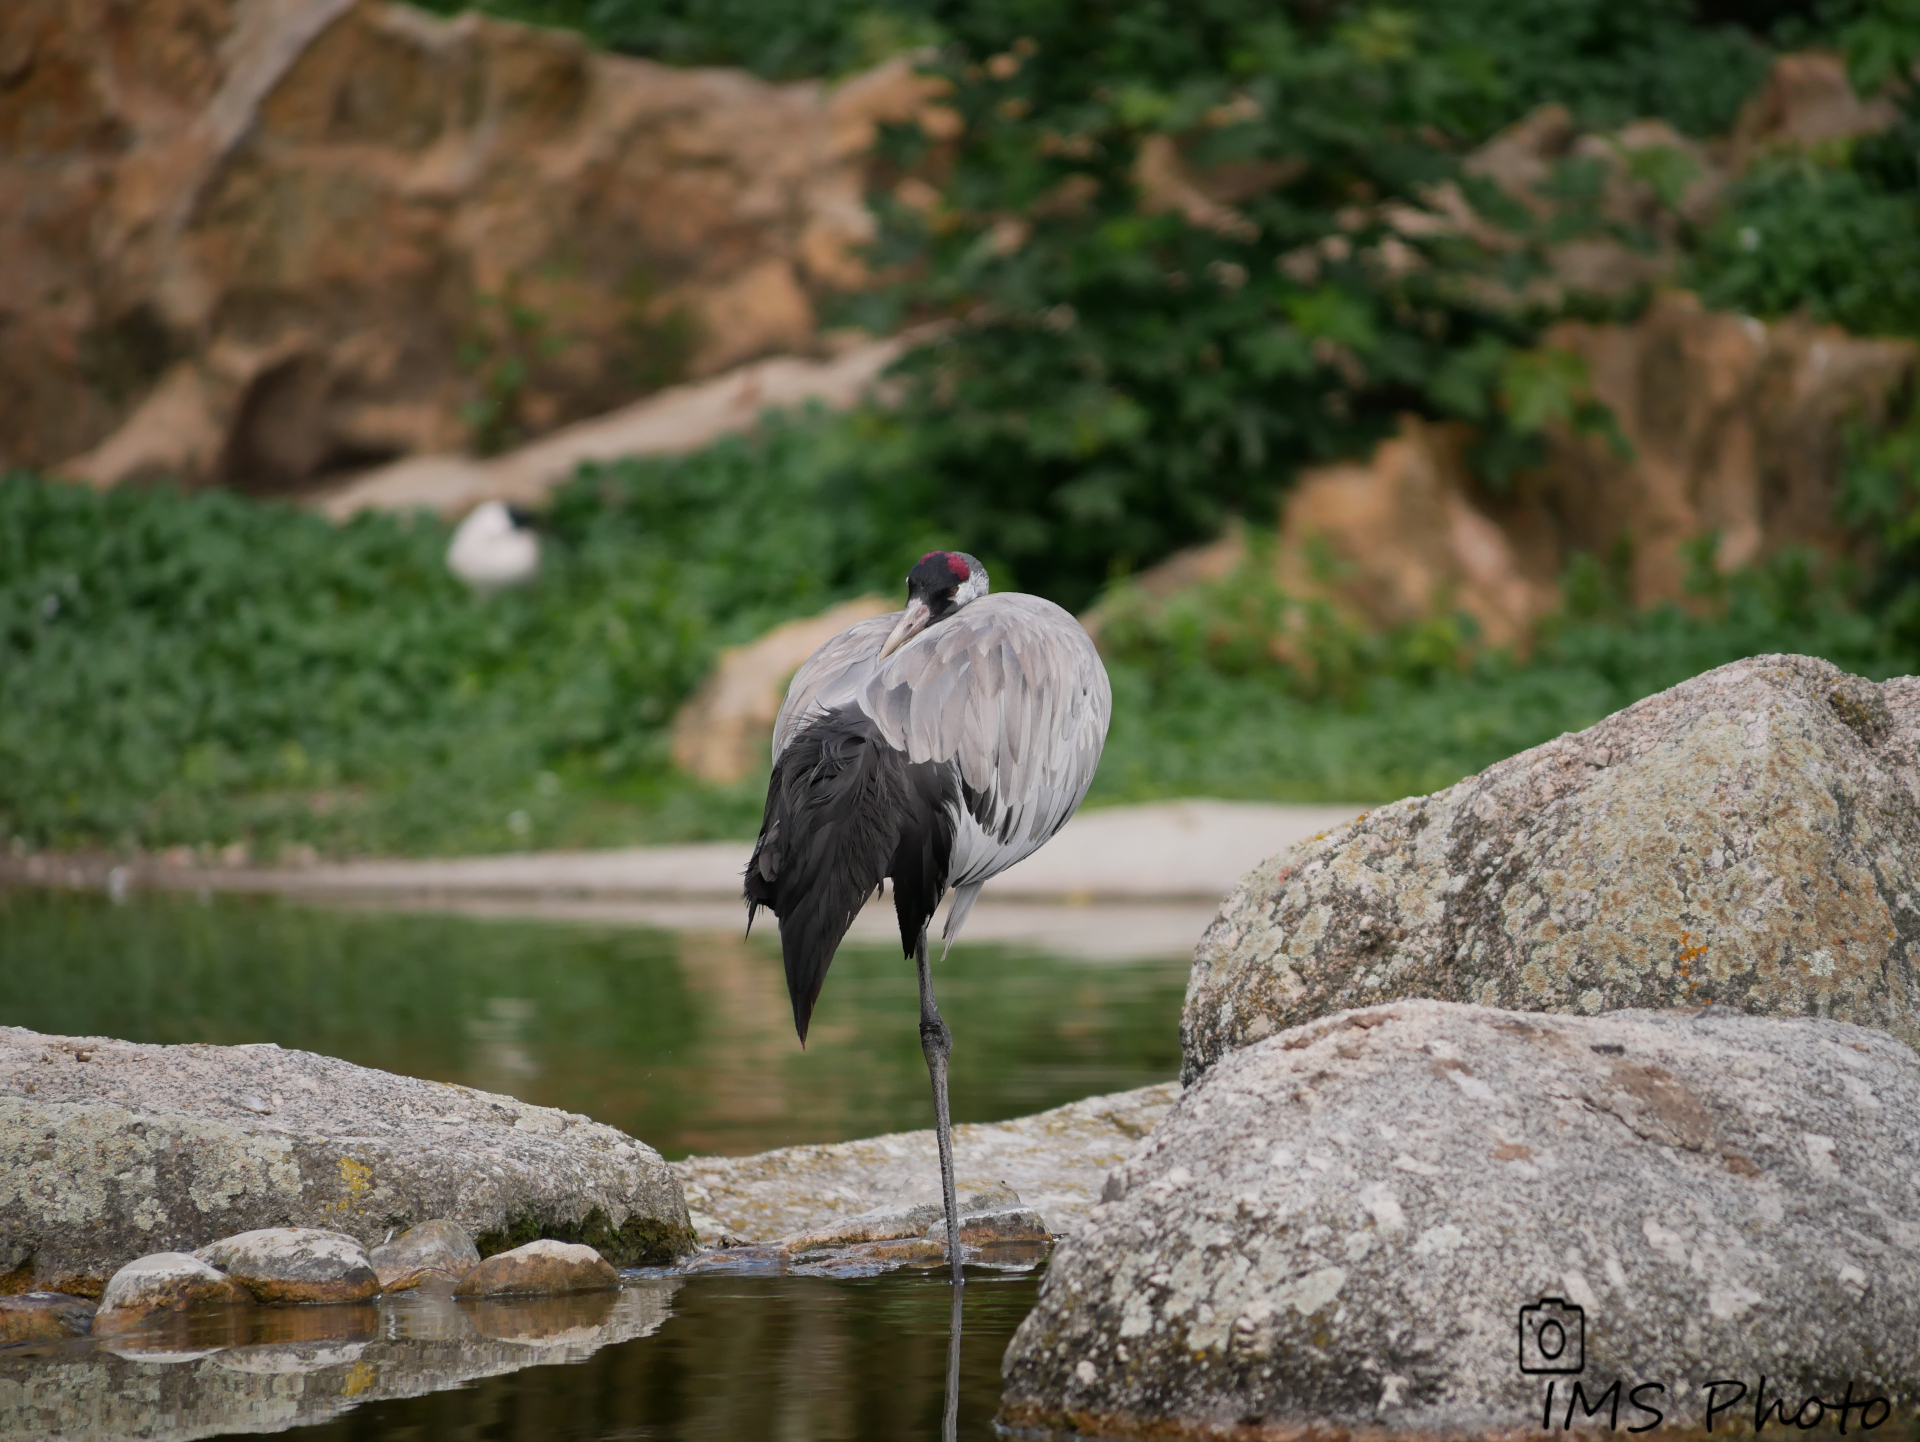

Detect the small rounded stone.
xmin=370 ymin=1219 xmax=482 ymax=1293
xmin=453 ymin=1240 xmax=618 ymax=1298
xmin=196 ymin=1227 xmax=379 ymax=1305
xmin=0 ymin=1291 xmax=96 ymax=1343
xmin=93 ymin=1253 xmax=251 ymax=1334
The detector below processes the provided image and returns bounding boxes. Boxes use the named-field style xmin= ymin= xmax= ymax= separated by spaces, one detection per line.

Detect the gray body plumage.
xmin=744 ymin=564 xmax=1109 ymax=1283
xmin=772 ymin=592 xmax=1112 ymax=940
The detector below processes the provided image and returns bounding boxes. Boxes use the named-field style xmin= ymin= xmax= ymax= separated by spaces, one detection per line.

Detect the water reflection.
xmin=0 ymin=1284 xmax=679 ymax=1440
xmin=0 ymin=1273 xmax=1040 ymax=1441
xmin=0 ymin=890 xmax=1153 ymax=1439
xmin=0 ymin=890 xmax=1186 ymax=1157
xmin=287 ymin=1272 xmax=1038 ymax=1442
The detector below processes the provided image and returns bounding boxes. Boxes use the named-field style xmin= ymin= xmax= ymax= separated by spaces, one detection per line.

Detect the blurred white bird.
xmin=447 ymin=501 xmax=540 ymax=593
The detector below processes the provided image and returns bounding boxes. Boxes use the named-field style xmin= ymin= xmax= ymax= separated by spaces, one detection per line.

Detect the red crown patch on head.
xmin=917 ymin=550 xmax=970 ymax=581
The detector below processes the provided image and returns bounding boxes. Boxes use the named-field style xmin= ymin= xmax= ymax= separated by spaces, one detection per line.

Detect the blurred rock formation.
xmin=2 ymin=0 xmax=945 ymax=492
xmin=669 ymin=594 xmax=893 ymax=785
xmin=1116 ymin=295 xmax=1914 ymax=650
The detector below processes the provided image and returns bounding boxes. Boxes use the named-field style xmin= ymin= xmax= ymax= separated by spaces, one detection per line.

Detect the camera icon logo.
xmin=1517 ymin=1297 xmax=1585 ymax=1374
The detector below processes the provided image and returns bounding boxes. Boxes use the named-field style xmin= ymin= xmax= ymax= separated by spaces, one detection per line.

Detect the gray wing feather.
xmin=771 ymin=612 xmax=900 ymax=761
xmin=856 ymin=593 xmax=1111 ymax=886
xmin=768 ymin=593 xmax=1111 ymax=888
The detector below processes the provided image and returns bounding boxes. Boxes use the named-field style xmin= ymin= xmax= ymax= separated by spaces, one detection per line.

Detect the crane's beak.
xmin=878 ymin=597 xmax=932 ymax=659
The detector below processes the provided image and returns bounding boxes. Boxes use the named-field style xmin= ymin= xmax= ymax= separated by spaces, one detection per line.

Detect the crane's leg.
xmin=943 ymin=1272 xmax=964 ymax=1442
xmin=916 ymin=928 xmax=964 ymax=1284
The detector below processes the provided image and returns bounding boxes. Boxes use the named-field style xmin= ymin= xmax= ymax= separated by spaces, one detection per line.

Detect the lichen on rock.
xmin=1003 ymin=1000 xmax=1920 ymax=1438
xmin=0 ymin=1028 xmax=695 ymax=1296
xmin=1183 ymin=655 xmax=1920 ymax=1081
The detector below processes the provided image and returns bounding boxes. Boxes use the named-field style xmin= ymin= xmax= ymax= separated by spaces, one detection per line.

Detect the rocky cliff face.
xmin=1 ymin=0 xmax=942 ymax=492
xmin=1109 ymin=295 xmax=1914 ymax=660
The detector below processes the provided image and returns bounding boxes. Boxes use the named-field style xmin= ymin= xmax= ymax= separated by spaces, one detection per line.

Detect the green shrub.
xmin=0 ymin=421 xmax=918 ymax=854
xmin=407 ymin=0 xmax=1801 ymax=607
xmin=1089 ymin=545 xmax=1908 ymax=806
xmin=851 ymin=0 xmax=1784 ymax=607
xmin=12 ymin=1 xmax=1914 ymax=854
xmin=1694 ymin=157 xmax=1920 ymax=337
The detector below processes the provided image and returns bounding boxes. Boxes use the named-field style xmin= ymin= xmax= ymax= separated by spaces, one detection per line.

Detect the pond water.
xmin=0 ymin=889 xmax=1188 ymax=1158
xmin=0 ymin=887 xmax=1193 ymax=1440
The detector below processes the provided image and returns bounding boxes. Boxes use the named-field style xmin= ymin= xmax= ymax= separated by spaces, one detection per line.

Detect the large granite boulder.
xmin=1184 ymin=655 xmax=1920 ymax=1081
xmin=1002 ymin=1000 xmax=1920 ymax=1438
xmin=0 ymin=1030 xmax=694 ymax=1296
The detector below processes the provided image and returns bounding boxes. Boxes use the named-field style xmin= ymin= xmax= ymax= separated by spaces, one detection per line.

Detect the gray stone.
xmin=675 ymin=1082 xmax=1178 ymax=1246
xmin=453 ymin=1240 xmax=618 ymax=1298
xmin=369 ymin=1219 xmax=482 ymax=1293
xmin=0 ymin=1292 xmax=95 ymax=1345
xmin=0 ymin=1282 xmax=676 ymax=1440
xmin=774 ymin=1180 xmax=1023 ymax=1253
xmin=1002 ymin=1000 xmax=1920 ymax=1439
xmin=928 ymin=1204 xmax=1051 ymax=1248
xmin=1183 ymin=655 xmax=1920 ymax=1081
xmin=92 ymin=1255 xmax=251 ymax=1336
xmin=195 ymin=1228 xmax=379 ymax=1305
xmin=0 ymin=1029 xmax=696 ymax=1295
xmin=691 ymin=1181 xmax=1056 ymax=1277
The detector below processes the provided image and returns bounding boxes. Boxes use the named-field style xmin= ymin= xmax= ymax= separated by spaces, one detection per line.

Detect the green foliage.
xmin=16 ymin=0 xmax=1918 ymax=855
xmin=0 ymin=424 xmax=916 ymax=854
xmin=398 ymin=0 xmax=1788 ymax=605
xmin=1087 ymin=546 xmax=1907 ymax=806
xmin=852 ymin=0 xmax=1782 ymax=606
xmin=1840 ymin=388 xmax=1920 ymax=655
xmin=1693 ymin=136 xmax=1920 ymax=337
xmin=424 ymin=0 xmax=1775 ymax=130
xmin=1792 ymin=0 xmax=1920 ymax=94
xmin=410 ymin=0 xmax=941 ymax=77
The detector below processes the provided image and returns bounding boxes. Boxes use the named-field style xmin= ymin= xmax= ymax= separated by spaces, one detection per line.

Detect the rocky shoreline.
xmin=5 ymin=655 xmax=1919 ymax=1438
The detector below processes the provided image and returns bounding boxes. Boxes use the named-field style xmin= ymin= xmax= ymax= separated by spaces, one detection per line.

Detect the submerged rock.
xmin=1002 ymin=1000 xmax=1920 ymax=1439
xmin=370 ymin=1220 xmax=482 ymax=1293
xmin=1184 ymin=656 xmax=1920 ymax=1080
xmin=0 ymin=1293 xmax=95 ymax=1344
xmin=772 ymin=1180 xmax=1024 ymax=1253
xmin=675 ymin=1082 xmax=1178 ymax=1246
xmin=196 ymin=1229 xmax=379 ymax=1306
xmin=936 ymin=1204 xmax=1051 ymax=1248
xmin=0 ymin=1028 xmax=695 ymax=1295
xmin=454 ymin=1240 xmax=618 ymax=1298
xmin=92 ymin=1255 xmax=251 ymax=1336
xmin=691 ymin=1180 xmax=1058 ymax=1277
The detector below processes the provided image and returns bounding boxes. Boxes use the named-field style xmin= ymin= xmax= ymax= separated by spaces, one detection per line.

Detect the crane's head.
xmin=880 ymin=551 xmax=989 ymax=657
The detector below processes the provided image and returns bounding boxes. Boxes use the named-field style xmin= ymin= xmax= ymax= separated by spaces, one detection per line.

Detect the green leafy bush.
xmin=1694 ymin=152 xmax=1920 ymax=336
xmin=0 ymin=420 xmax=916 ymax=854
xmin=12 ymin=1 xmax=1915 ymax=856
xmin=1088 ymin=545 xmax=1907 ymax=806
xmin=9 ymin=443 xmax=1909 ymax=857
xmin=850 ymin=0 xmax=1785 ymax=606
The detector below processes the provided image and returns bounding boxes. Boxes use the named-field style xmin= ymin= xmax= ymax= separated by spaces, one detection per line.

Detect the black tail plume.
xmin=744 ymin=709 xmax=957 ymax=1042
